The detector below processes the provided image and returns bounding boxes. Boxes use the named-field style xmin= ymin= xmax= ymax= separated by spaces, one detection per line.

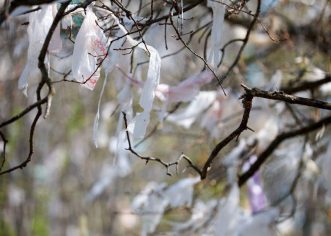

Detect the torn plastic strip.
xmin=110 ymin=14 xmax=161 ymax=139
xmin=207 ymin=0 xmax=225 ymax=68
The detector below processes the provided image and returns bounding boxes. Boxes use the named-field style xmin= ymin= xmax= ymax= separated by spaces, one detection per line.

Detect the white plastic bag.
xmin=18 ymin=4 xmax=58 ymax=94
xmin=72 ymin=8 xmax=108 ymax=90
xmin=110 ymin=14 xmax=161 ymax=139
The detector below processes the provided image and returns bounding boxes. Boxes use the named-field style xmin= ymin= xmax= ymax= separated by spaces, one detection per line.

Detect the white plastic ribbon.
xmin=207 ymin=0 xmax=225 ymax=68
xmin=18 ymin=4 xmax=58 ymax=94
xmin=92 ymin=28 xmax=127 ymax=147
xmin=110 ymin=14 xmax=161 ymax=139
xmin=92 ymin=74 xmax=109 ymax=147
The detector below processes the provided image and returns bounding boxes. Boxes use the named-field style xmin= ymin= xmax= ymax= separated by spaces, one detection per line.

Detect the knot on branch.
xmin=241 ymin=95 xmax=253 ymax=110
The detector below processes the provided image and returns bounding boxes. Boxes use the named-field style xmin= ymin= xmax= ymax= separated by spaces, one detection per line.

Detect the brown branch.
xmin=281 ymin=74 xmax=331 ymax=94
xmin=201 ymin=92 xmax=253 ymax=179
xmin=0 ymin=97 xmax=48 ymax=128
xmin=141 ymin=0 xmax=204 ymax=27
xmin=121 ymin=80 xmax=331 ymax=182
xmin=0 ymin=1 xmax=69 ymax=175
xmin=0 ymin=107 xmax=42 ymax=175
xmin=39 ymin=1 xmax=70 ymax=79
xmin=227 ymin=7 xmax=331 ymax=56
xmin=202 ymin=82 xmax=331 ymax=181
xmin=122 ymin=112 xmax=202 ymax=176
xmin=242 ymin=84 xmax=331 ymax=110
xmin=238 ymin=115 xmax=331 ymax=186
xmin=134 ymin=21 xmax=211 ymax=69
xmin=64 ymin=0 xmax=95 ymax=16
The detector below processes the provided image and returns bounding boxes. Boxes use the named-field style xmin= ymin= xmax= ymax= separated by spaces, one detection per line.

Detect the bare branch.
xmin=239 ymin=115 xmax=331 ymax=186
xmin=201 ymin=92 xmax=254 ymax=179
xmin=242 ymin=84 xmax=331 ymax=110
xmin=0 ymin=1 xmax=69 ymax=175
xmin=281 ymin=74 xmax=331 ymax=94
xmin=122 ymin=112 xmax=202 ymax=176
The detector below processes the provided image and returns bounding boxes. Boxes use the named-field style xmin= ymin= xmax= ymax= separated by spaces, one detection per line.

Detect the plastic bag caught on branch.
xmin=92 ymin=30 xmax=127 ymax=147
xmin=134 ymin=45 xmax=161 ymax=139
xmin=110 ymin=14 xmax=161 ymax=140
xmin=18 ymin=4 xmax=61 ymax=94
xmin=72 ymin=7 xmax=108 ymax=90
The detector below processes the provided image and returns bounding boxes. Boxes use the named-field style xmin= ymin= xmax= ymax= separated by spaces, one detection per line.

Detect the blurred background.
xmin=0 ymin=0 xmax=330 ymax=235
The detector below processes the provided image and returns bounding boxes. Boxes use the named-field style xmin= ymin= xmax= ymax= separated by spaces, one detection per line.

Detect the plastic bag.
xmin=72 ymin=8 xmax=108 ymax=90
xmin=110 ymin=13 xmax=161 ymax=139
xmin=18 ymin=4 xmax=58 ymax=94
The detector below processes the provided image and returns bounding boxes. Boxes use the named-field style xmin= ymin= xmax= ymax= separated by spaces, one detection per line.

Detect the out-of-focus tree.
xmin=0 ymin=0 xmax=331 ymax=235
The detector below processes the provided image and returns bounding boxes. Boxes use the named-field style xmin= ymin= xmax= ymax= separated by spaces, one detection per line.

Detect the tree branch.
xmin=239 ymin=115 xmax=331 ymax=186
xmin=281 ymin=74 xmax=331 ymax=94
xmin=242 ymin=84 xmax=331 ymax=110
xmin=0 ymin=1 xmax=69 ymax=175
xmin=201 ymin=92 xmax=253 ymax=179
xmin=122 ymin=112 xmax=202 ymax=176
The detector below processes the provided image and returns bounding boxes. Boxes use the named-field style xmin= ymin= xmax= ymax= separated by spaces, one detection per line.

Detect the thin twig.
xmin=281 ymin=74 xmax=331 ymax=94
xmin=219 ymin=0 xmax=261 ymax=84
xmin=122 ymin=112 xmax=201 ymax=176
